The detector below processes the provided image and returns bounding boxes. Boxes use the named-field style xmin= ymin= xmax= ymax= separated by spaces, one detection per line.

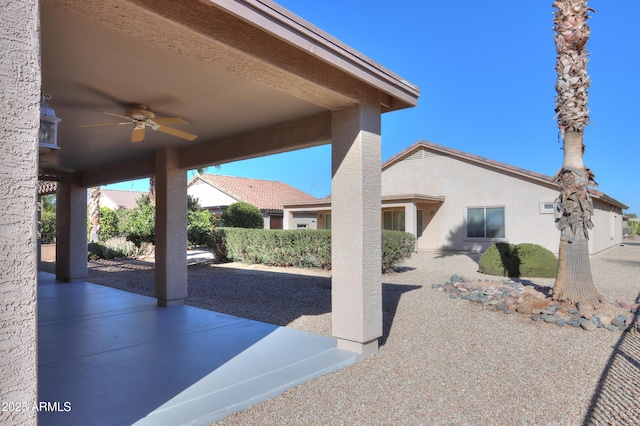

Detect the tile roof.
xmin=101 ymin=189 xmax=147 ymax=210
xmin=38 ymin=179 xmax=58 ymax=196
xmin=384 ymin=141 xmax=628 ymax=210
xmin=193 ymin=175 xmax=317 ymax=211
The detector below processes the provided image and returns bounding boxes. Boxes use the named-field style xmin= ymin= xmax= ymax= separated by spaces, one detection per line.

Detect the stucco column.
xmin=283 ymin=209 xmax=292 ymax=230
xmin=56 ymin=176 xmax=88 ymax=282
xmin=0 ymin=0 xmax=39 ymax=420
xmin=404 ymin=202 xmax=418 ymax=251
xmin=331 ymin=104 xmax=382 ymax=358
xmin=155 ymin=147 xmax=188 ymax=306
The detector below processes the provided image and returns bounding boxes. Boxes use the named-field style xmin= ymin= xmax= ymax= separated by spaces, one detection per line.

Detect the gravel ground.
xmin=40 ymin=241 xmax=640 ymax=425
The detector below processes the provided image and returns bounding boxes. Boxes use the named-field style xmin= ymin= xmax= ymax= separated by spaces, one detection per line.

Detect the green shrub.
xmin=40 ymin=194 xmax=56 ymax=243
xmin=381 ymin=230 xmax=416 ymax=272
xmin=124 ymin=198 xmax=156 ymax=247
xmin=87 ymin=237 xmax=144 ymax=260
xmin=478 ymin=242 xmax=557 ymax=278
xmin=221 ymin=202 xmax=264 ymax=229
xmin=87 ymin=242 xmax=103 ymax=260
xmin=99 ymin=207 xmax=121 ymax=241
xmin=210 ymin=228 xmax=332 ymax=268
xmin=40 ymin=208 xmax=56 ymax=244
xmin=188 ymin=209 xmax=214 ymax=247
xmin=209 ymin=228 xmax=414 ymax=272
xmin=624 ymin=220 xmax=639 ymax=237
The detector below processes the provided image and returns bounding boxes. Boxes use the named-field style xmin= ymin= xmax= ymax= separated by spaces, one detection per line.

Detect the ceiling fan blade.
xmin=102 ymin=111 xmax=135 ymax=121
xmin=155 ymin=125 xmax=197 ymax=141
xmin=76 ymin=122 xmax=132 ymax=128
xmin=131 ymin=125 xmax=145 ymax=143
xmin=151 ymin=117 xmax=189 ymax=125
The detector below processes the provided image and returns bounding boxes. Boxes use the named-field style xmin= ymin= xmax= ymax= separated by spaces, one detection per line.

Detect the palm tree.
xmin=89 ymin=186 xmax=101 ymax=242
xmin=551 ymin=0 xmax=601 ymax=307
xmin=149 ymin=176 xmax=156 ymax=207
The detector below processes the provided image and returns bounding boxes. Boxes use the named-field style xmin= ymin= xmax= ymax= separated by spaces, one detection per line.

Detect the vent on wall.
xmin=406 ymin=148 xmax=438 ymax=161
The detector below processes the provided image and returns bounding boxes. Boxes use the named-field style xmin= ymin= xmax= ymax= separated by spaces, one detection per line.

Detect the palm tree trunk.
xmin=89 ymin=186 xmax=101 ymax=243
xmin=551 ymin=0 xmax=601 ymax=308
xmin=149 ymin=176 xmax=156 ymax=207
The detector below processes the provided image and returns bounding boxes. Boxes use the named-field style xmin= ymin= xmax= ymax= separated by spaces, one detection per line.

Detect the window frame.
xmin=539 ymin=201 xmax=555 ymax=214
xmin=383 ymin=209 xmax=405 ymax=232
xmin=465 ymin=206 xmax=506 ymax=240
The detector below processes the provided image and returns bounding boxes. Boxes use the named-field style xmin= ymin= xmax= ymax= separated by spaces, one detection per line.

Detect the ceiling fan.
xmin=77 ymin=104 xmax=197 ymax=143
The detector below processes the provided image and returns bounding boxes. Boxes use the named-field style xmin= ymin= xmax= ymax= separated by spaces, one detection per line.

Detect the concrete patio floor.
xmin=37 ymin=272 xmax=358 ymax=426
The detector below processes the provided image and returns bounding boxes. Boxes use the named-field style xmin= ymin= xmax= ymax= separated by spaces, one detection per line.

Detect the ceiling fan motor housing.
xmin=126 ymin=106 xmax=155 ymax=120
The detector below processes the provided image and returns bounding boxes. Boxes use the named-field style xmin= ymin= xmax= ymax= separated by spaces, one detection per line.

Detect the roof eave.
xmin=216 ymin=0 xmax=420 ymax=111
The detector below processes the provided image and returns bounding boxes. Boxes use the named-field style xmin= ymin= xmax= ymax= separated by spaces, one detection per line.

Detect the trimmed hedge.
xmin=210 ymin=228 xmax=331 ymax=269
xmin=478 ymin=242 xmax=558 ymax=278
xmin=209 ymin=228 xmax=415 ymax=272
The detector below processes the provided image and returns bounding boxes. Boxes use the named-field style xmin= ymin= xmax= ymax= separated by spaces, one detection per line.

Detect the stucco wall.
xmin=291 ymin=212 xmax=318 ymax=229
xmin=381 ymin=149 xmax=625 ymax=255
xmin=188 ymin=180 xmax=238 ymax=210
xmin=382 ymin=150 xmax=562 ymax=253
xmin=589 ymin=198 xmax=623 ymax=254
xmin=0 ymin=0 xmax=40 ymax=423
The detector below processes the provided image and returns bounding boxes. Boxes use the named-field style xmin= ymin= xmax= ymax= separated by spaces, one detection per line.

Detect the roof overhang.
xmin=39 ymin=0 xmax=420 ymax=187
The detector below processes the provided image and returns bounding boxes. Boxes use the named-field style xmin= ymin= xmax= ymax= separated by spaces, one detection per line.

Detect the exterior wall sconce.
xmin=39 ymin=93 xmax=61 ymax=151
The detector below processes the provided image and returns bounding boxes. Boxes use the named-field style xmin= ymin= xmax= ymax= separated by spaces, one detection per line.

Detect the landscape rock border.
xmin=433 ymin=274 xmax=639 ymax=333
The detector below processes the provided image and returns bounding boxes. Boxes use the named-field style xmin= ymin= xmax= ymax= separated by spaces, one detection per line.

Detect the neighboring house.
xmin=187 ymin=174 xmax=317 ymax=229
xmin=284 ymin=141 xmax=628 ymax=255
xmin=100 ymin=189 xmax=147 ymax=210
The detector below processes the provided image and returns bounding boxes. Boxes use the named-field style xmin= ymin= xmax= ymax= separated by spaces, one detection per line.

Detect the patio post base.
xmin=336 ymin=338 xmax=379 ymax=361
xmin=157 ymin=298 xmax=185 ymax=307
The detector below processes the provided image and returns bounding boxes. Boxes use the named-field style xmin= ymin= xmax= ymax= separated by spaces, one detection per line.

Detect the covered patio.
xmin=2 ymin=0 xmax=418 ymax=424
xmin=38 ymin=271 xmax=356 ymax=425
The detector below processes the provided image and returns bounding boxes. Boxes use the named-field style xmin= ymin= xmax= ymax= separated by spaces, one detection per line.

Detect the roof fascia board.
xmin=208 ymin=0 xmax=420 ymax=109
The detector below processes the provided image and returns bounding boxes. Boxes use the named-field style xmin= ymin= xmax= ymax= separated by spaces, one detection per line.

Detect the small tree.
xmin=99 ymin=207 xmax=121 ymax=241
xmin=221 ymin=202 xmax=264 ymax=229
xmin=187 ymin=195 xmax=214 ymax=246
xmin=125 ymin=194 xmax=156 ymax=246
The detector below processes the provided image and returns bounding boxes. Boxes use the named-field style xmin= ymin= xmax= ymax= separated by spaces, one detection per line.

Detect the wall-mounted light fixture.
xmin=39 ymin=93 xmax=61 ymax=151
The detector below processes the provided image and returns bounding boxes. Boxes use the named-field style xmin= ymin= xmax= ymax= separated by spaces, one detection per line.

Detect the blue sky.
xmin=107 ymin=0 xmax=639 ymax=214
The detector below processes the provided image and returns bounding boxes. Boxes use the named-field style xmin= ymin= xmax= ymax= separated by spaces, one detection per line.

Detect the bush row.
xmin=209 ymin=228 xmax=416 ymax=272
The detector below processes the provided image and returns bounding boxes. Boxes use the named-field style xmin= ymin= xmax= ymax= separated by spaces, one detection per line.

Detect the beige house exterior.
xmin=187 ymin=174 xmax=316 ymax=229
xmin=284 ymin=141 xmax=627 ymax=255
xmin=100 ymin=189 xmax=147 ymax=211
xmin=1 ymin=0 xmax=419 ymax=422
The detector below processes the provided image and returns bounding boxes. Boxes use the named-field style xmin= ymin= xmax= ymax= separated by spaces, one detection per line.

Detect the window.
xmin=417 ymin=209 xmax=423 ymax=238
xmin=325 ymin=213 xmax=331 ymax=230
xmin=383 ymin=210 xmax=405 ymax=231
xmin=539 ymin=201 xmax=555 ymax=214
xmin=466 ymin=207 xmax=505 ymax=239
